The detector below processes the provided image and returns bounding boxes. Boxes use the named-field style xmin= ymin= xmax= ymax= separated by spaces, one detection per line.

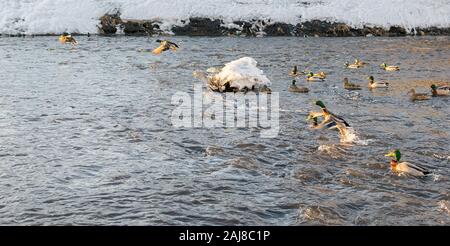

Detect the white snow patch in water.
xmin=212 ymin=57 xmax=271 ymax=91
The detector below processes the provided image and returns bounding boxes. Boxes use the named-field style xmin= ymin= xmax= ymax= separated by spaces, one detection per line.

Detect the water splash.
xmin=317 ymin=144 xmax=349 ymax=159
xmin=438 ymin=200 xmax=450 ymax=215
xmin=340 ymin=127 xmax=371 ymax=145
xmin=431 ymin=173 xmax=441 ymax=182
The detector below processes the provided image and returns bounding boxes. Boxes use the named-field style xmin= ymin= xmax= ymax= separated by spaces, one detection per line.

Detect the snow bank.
xmin=211 ymin=57 xmax=271 ymax=91
xmin=0 ymin=0 xmax=108 ymax=35
xmin=1 ymin=0 xmax=450 ymax=35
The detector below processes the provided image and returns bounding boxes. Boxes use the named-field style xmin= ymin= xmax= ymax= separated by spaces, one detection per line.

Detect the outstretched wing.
xmin=330 ymin=113 xmax=350 ymax=127
xmin=67 ymin=37 xmax=77 ymax=45
xmin=168 ymin=41 xmax=179 ymax=48
xmin=152 ymin=44 xmax=168 ymax=55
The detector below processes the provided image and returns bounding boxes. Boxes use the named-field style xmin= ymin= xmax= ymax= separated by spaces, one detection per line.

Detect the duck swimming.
xmin=306 ymin=72 xmax=325 ymax=82
xmin=385 ymin=149 xmax=430 ymax=177
xmin=368 ymin=76 xmax=389 ymax=88
xmin=345 ymin=62 xmax=361 ymax=69
xmin=289 ymin=65 xmax=298 ymax=77
xmin=345 ymin=59 xmax=366 ymax=69
xmin=59 ymin=33 xmax=77 ymax=45
xmin=380 ymin=63 xmax=400 ymax=71
xmin=354 ymin=59 xmax=367 ymax=66
xmin=408 ymin=89 xmax=431 ymax=101
xmin=289 ymin=80 xmax=309 ymax=93
xmin=343 ymin=78 xmax=362 ymax=90
xmin=289 ymin=66 xmax=308 ymax=77
xmin=152 ymin=39 xmax=179 ymax=55
xmin=431 ymin=84 xmax=450 ymax=96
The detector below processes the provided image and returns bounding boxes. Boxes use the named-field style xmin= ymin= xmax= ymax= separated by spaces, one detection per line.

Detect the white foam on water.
xmin=340 ymin=127 xmax=371 ymax=145
xmin=438 ymin=200 xmax=450 ymax=215
xmin=431 ymin=173 xmax=441 ymax=182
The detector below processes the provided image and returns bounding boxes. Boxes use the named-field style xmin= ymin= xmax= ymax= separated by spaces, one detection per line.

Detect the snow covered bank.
xmin=1 ymin=0 xmax=450 ymax=36
xmin=194 ymin=57 xmax=272 ymax=93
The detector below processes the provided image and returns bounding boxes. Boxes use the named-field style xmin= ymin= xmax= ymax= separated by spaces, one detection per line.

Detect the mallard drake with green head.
xmin=385 ymin=149 xmax=430 ymax=177
xmin=343 ymin=78 xmax=362 ymax=90
xmin=380 ymin=63 xmax=400 ymax=71
xmin=368 ymin=76 xmax=389 ymax=88
xmin=306 ymin=72 xmax=325 ymax=82
xmin=309 ymin=101 xmax=350 ymax=138
xmin=431 ymin=84 xmax=450 ymax=96
xmin=314 ymin=100 xmax=350 ymax=127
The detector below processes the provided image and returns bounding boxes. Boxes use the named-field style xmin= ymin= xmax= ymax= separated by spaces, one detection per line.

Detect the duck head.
xmin=367 ymin=76 xmax=374 ymax=83
xmin=343 ymin=78 xmax=349 ymax=83
xmin=315 ymin=100 xmax=326 ymax=109
xmin=385 ymin=149 xmax=401 ymax=162
xmin=292 ymin=80 xmax=296 ymax=85
xmin=431 ymin=84 xmax=437 ymax=90
xmin=380 ymin=63 xmax=387 ymax=68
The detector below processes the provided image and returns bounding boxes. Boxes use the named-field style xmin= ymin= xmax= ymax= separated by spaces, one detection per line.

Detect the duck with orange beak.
xmin=385 ymin=149 xmax=430 ymax=177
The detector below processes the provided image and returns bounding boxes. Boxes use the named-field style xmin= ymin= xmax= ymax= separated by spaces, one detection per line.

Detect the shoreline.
xmin=2 ymin=16 xmax=450 ymax=38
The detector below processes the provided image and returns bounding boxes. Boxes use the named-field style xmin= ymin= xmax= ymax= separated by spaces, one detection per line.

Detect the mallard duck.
xmin=59 ymin=33 xmax=77 ymax=45
xmin=354 ymin=59 xmax=367 ymax=66
xmin=431 ymin=84 xmax=450 ymax=96
xmin=152 ymin=39 xmax=179 ymax=54
xmin=309 ymin=100 xmax=350 ymax=138
xmin=380 ymin=63 xmax=400 ymax=71
xmin=408 ymin=89 xmax=431 ymax=101
xmin=306 ymin=72 xmax=325 ymax=82
xmin=289 ymin=66 xmax=299 ymax=77
xmin=368 ymin=76 xmax=389 ymax=88
xmin=343 ymin=78 xmax=362 ymax=90
xmin=385 ymin=149 xmax=430 ymax=177
xmin=314 ymin=100 xmax=350 ymax=127
xmin=289 ymin=66 xmax=308 ymax=77
xmin=345 ymin=62 xmax=361 ymax=69
xmin=289 ymin=80 xmax=309 ymax=93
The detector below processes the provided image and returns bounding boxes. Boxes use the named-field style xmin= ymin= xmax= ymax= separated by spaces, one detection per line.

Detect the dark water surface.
xmin=0 ymin=36 xmax=449 ymax=225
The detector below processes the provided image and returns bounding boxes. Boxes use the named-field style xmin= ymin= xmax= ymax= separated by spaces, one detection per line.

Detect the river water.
xmin=0 ymin=36 xmax=449 ymax=225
